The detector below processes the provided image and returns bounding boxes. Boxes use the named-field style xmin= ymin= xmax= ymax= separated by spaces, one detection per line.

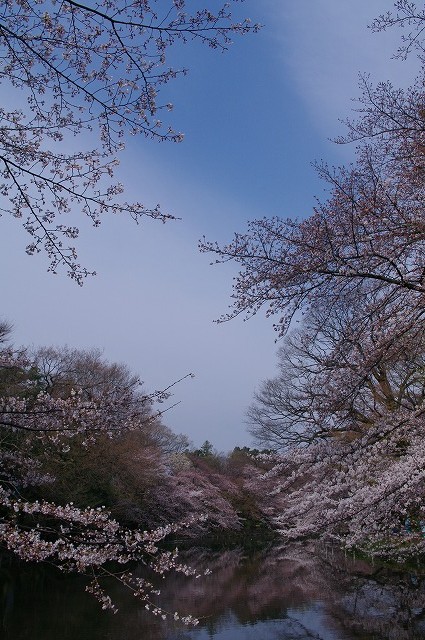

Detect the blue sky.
xmin=1 ymin=1 xmax=419 ymax=452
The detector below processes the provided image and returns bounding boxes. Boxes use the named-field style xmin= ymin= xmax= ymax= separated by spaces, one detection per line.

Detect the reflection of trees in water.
xmin=154 ymin=547 xmax=321 ymax=622
xmin=315 ymin=547 xmax=425 ymax=640
xmin=2 ymin=546 xmax=425 ymax=639
xmin=154 ymin=546 xmax=425 ymax=640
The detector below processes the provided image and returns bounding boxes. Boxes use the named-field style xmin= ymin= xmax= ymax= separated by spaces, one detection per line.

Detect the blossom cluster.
xmin=0 ymin=347 xmax=203 ymax=621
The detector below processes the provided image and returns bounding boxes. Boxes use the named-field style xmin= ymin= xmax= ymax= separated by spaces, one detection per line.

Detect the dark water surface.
xmin=1 ymin=545 xmax=425 ymax=640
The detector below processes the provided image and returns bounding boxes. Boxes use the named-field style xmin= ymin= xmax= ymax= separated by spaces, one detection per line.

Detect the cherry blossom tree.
xmin=0 ymin=334 xmax=271 ymax=617
xmin=0 ymin=340 xmax=204 ymax=620
xmin=144 ymin=460 xmax=241 ymax=534
xmin=200 ymin=4 xmax=425 ymax=342
xmin=371 ymin=1 xmax=425 ymax=62
xmin=201 ymin=2 xmax=425 ymax=559
xmin=247 ymin=299 xmax=425 ymax=450
xmin=244 ymin=299 xmax=425 ymax=557
xmin=0 ymin=0 xmax=259 ymax=282
xmin=258 ymin=401 xmax=425 ymax=560
xmin=200 ymin=136 xmax=425 ymax=341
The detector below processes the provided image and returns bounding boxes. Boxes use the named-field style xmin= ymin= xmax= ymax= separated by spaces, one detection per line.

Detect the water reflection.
xmin=1 ymin=545 xmax=425 ymax=640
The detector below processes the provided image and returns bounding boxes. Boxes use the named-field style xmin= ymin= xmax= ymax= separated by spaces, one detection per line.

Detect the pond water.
xmin=1 ymin=544 xmax=425 ymax=640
